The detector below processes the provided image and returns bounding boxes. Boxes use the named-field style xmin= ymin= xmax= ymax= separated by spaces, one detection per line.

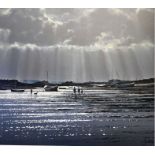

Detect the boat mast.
xmin=46 ymin=54 xmax=49 ymax=84
xmin=46 ymin=71 xmax=48 ymax=83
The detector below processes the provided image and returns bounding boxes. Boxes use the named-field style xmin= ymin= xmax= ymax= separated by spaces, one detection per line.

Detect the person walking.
xmin=78 ymin=87 xmax=81 ymax=94
xmin=81 ymin=88 xmax=83 ymax=94
xmin=73 ymin=86 xmax=76 ymax=94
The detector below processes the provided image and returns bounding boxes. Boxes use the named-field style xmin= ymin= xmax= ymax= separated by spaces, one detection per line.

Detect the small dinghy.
xmin=43 ymin=71 xmax=58 ymax=91
xmin=11 ymin=80 xmax=25 ymax=92
xmin=44 ymin=85 xmax=58 ymax=91
xmin=11 ymin=89 xmax=25 ymax=92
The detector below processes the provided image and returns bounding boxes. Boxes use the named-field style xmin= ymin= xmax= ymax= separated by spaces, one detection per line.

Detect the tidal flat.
xmin=0 ymin=86 xmax=154 ymax=146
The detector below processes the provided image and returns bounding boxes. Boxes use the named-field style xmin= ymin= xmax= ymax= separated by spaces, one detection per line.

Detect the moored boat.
xmin=44 ymin=85 xmax=58 ymax=91
xmin=58 ymin=86 xmax=69 ymax=90
xmin=43 ymin=70 xmax=58 ymax=91
xmin=11 ymin=89 xmax=25 ymax=92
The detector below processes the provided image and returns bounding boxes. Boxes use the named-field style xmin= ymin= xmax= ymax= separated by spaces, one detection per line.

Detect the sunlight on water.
xmin=0 ymin=88 xmax=154 ymax=145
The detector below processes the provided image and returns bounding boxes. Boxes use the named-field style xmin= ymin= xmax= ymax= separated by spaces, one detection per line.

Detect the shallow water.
xmin=0 ymin=88 xmax=154 ymax=145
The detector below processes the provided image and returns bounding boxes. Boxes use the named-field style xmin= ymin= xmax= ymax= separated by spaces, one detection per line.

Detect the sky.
xmin=0 ymin=8 xmax=154 ymax=82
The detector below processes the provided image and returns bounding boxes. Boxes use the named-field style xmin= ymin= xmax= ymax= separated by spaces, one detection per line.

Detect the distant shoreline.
xmin=0 ymin=78 xmax=154 ymax=90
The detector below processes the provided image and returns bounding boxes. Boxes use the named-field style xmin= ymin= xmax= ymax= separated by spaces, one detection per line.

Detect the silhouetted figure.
xmin=73 ymin=87 xmax=76 ymax=94
xmin=78 ymin=87 xmax=81 ymax=94
xmin=30 ymin=89 xmax=33 ymax=94
xmin=81 ymin=89 xmax=83 ymax=94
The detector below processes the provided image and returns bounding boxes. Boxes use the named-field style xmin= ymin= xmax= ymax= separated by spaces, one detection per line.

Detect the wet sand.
xmin=0 ymin=88 xmax=154 ymax=145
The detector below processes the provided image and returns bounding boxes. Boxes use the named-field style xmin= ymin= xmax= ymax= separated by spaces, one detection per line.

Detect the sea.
xmin=0 ymin=88 xmax=154 ymax=145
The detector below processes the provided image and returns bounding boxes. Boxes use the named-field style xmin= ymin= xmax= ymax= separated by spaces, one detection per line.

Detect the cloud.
xmin=136 ymin=9 xmax=154 ymax=42
xmin=0 ymin=8 xmax=153 ymax=46
xmin=0 ymin=8 xmax=154 ymax=81
xmin=0 ymin=28 xmax=11 ymax=43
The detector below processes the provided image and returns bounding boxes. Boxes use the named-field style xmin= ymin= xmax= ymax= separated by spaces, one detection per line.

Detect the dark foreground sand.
xmin=0 ymin=87 xmax=154 ymax=146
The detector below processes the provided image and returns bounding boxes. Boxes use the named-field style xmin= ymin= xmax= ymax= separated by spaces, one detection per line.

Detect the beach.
xmin=0 ymin=86 xmax=154 ymax=146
